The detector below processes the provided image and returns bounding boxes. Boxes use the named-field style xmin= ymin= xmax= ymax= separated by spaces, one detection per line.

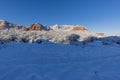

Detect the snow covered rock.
xmin=0 ymin=20 xmax=23 ymax=30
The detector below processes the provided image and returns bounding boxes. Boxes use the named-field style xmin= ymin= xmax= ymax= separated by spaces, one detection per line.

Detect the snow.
xmin=0 ymin=29 xmax=98 ymax=44
xmin=0 ymin=42 xmax=120 ymax=80
xmin=0 ymin=24 xmax=119 ymax=80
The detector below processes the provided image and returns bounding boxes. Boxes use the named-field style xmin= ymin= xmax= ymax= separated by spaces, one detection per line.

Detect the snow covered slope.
xmin=0 ymin=42 xmax=120 ymax=80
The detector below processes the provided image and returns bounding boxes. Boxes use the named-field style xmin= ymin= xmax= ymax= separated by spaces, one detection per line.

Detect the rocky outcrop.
xmin=28 ymin=23 xmax=42 ymax=30
xmin=0 ymin=20 xmax=92 ymax=33
xmin=0 ymin=20 xmax=23 ymax=30
xmin=72 ymin=26 xmax=87 ymax=31
xmin=22 ymin=23 xmax=44 ymax=31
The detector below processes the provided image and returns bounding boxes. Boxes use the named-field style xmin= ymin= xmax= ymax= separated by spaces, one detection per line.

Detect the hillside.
xmin=0 ymin=20 xmax=106 ymax=45
xmin=0 ymin=20 xmax=120 ymax=80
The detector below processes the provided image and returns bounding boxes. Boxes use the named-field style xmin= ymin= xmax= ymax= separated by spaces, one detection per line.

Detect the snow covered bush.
xmin=69 ymin=34 xmax=80 ymax=41
xmin=83 ymin=36 xmax=97 ymax=42
xmin=0 ymin=29 xmax=101 ymax=45
xmin=0 ymin=27 xmax=119 ymax=46
xmin=101 ymin=36 xmax=120 ymax=45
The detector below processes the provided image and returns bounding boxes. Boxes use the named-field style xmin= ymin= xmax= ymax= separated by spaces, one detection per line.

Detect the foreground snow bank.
xmin=0 ymin=42 xmax=120 ymax=80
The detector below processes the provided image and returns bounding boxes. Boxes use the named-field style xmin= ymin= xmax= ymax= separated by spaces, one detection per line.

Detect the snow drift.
xmin=0 ymin=42 xmax=120 ymax=80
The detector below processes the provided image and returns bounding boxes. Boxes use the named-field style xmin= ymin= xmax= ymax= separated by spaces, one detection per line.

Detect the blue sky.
xmin=0 ymin=0 xmax=120 ymax=33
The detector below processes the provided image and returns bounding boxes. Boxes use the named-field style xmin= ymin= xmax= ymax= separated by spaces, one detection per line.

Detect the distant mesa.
xmin=72 ymin=26 xmax=87 ymax=31
xmin=0 ymin=20 xmax=23 ymax=30
xmin=0 ymin=20 xmax=105 ymax=37
xmin=96 ymin=32 xmax=105 ymax=37
xmin=51 ymin=25 xmax=88 ymax=31
xmin=0 ymin=20 xmax=88 ymax=31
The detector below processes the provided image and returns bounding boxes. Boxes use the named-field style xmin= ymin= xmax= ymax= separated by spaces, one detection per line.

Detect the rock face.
xmin=29 ymin=23 xmax=42 ymax=30
xmin=22 ymin=23 xmax=43 ymax=31
xmin=0 ymin=20 xmax=93 ymax=33
xmin=72 ymin=26 xmax=87 ymax=31
xmin=0 ymin=20 xmax=23 ymax=30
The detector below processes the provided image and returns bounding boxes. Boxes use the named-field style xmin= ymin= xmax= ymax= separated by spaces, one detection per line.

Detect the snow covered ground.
xmin=0 ymin=41 xmax=120 ymax=80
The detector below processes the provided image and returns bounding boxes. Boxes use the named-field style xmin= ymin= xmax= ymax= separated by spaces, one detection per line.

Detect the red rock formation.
xmin=21 ymin=23 xmax=43 ymax=31
xmin=72 ymin=26 xmax=87 ymax=31
xmin=28 ymin=23 xmax=42 ymax=31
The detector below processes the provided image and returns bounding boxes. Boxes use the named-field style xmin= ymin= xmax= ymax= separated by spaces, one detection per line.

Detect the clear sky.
xmin=0 ymin=0 xmax=120 ymax=33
